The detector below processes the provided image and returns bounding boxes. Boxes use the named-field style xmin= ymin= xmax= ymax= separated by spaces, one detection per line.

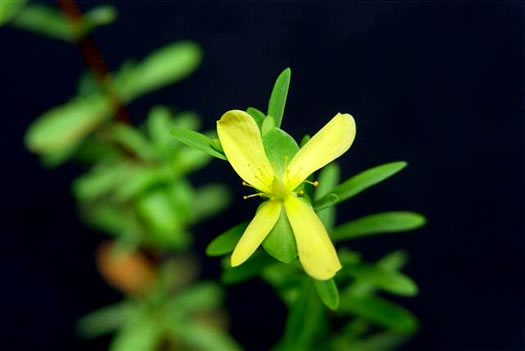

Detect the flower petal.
xmin=284 ymin=113 xmax=356 ymax=190
xmin=283 ymin=195 xmax=341 ymax=280
xmin=231 ymin=200 xmax=283 ymax=266
xmin=217 ymin=110 xmax=275 ymax=193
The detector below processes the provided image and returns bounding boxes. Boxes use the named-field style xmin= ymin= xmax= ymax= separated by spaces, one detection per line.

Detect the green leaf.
xmin=332 ymin=211 xmax=426 ymax=241
xmin=10 ymin=4 xmax=72 ymax=41
xmin=119 ymin=42 xmax=201 ymax=101
xmin=171 ymin=128 xmax=226 ymax=160
xmin=314 ymin=161 xmax=407 ymax=209
xmin=345 ymin=331 xmax=411 ymax=351
xmin=246 ymin=106 xmax=266 ymax=128
xmin=221 ymin=251 xmax=274 ymax=284
xmin=267 ymin=68 xmax=291 ymax=128
xmin=261 ymin=115 xmax=275 ymax=136
xmin=83 ymin=5 xmax=117 ymax=30
xmin=173 ymin=322 xmax=242 ymax=351
xmin=169 ymin=282 xmax=223 ymax=314
xmin=25 ymin=95 xmax=109 ymax=153
xmin=262 ymin=208 xmax=297 ymax=264
xmin=76 ymin=302 xmax=134 ymax=339
xmin=263 ymin=127 xmax=299 ymax=178
xmin=0 ymin=0 xmax=27 ymax=26
xmin=109 ymin=311 xmax=162 ymax=351
xmin=206 ymin=222 xmax=248 ymax=256
xmin=314 ymin=278 xmax=340 ymax=310
xmin=279 ymin=280 xmax=325 ymax=351
xmin=136 ymin=188 xmax=189 ymax=248
xmin=315 ymin=163 xmax=341 ymax=230
xmin=377 ymin=250 xmax=409 ymax=272
xmin=192 ymin=184 xmax=230 ymax=221
xmin=341 ymin=263 xmax=418 ymax=297
xmin=339 ymin=294 xmax=418 ymax=334
xmin=109 ymin=124 xmax=156 ymax=161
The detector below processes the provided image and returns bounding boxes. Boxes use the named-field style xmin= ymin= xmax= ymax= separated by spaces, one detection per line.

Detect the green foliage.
xmin=76 ymin=302 xmax=134 ymax=339
xmin=332 ymin=211 xmax=426 ymax=241
xmin=171 ymin=128 xmax=227 ymax=160
xmin=267 ymin=67 xmax=291 ymax=128
xmin=315 ymin=278 xmax=340 ymax=310
xmin=25 ymin=42 xmax=202 ymax=165
xmin=0 ymin=0 xmax=28 ymax=26
xmin=315 ymin=163 xmax=341 ymax=230
xmin=246 ymin=106 xmax=265 ymax=128
xmin=206 ymin=222 xmax=248 ymax=256
xmin=315 ymin=161 xmax=407 ymax=210
xmin=10 ymin=3 xmax=116 ymax=41
xmin=262 ymin=209 xmax=297 ymax=264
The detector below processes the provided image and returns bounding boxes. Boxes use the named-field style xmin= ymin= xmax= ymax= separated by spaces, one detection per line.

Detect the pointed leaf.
xmin=263 ymin=209 xmax=297 ymax=264
xmin=315 ymin=163 xmax=340 ymax=230
xmin=206 ymin=222 xmax=248 ymax=256
xmin=246 ymin=107 xmax=266 ymax=128
xmin=332 ymin=212 xmax=426 ymax=241
xmin=192 ymin=184 xmax=230 ymax=221
xmin=315 ymin=161 xmax=407 ymax=209
xmin=315 ymin=278 xmax=340 ymax=310
xmin=340 ymin=263 xmax=418 ymax=296
xmin=221 ymin=251 xmax=274 ymax=284
xmin=76 ymin=302 xmax=134 ymax=339
xmin=339 ymin=294 xmax=418 ymax=334
xmin=263 ymin=127 xmax=300 ymax=178
xmin=10 ymin=4 xmax=72 ymax=41
xmin=261 ymin=115 xmax=275 ymax=136
xmin=171 ymin=128 xmax=226 ymax=160
xmin=173 ymin=322 xmax=242 ymax=351
xmin=267 ymin=68 xmax=291 ymax=128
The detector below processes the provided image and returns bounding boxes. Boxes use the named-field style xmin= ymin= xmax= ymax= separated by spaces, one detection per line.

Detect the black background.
xmin=2 ymin=1 xmax=524 ymax=350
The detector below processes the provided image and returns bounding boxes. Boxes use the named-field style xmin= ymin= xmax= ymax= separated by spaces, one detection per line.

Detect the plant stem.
xmin=56 ymin=0 xmax=130 ymax=124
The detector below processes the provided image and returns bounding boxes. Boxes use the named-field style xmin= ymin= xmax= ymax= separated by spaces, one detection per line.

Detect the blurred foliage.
xmin=14 ymin=2 xmax=237 ymax=350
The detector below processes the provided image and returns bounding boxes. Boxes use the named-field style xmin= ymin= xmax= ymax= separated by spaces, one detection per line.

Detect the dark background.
xmin=2 ymin=1 xmax=524 ymax=350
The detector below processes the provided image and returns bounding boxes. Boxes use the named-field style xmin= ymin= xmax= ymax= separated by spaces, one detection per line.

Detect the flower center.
xmin=271 ymin=177 xmax=291 ymax=200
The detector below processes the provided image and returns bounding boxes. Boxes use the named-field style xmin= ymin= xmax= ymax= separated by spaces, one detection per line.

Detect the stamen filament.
xmin=243 ymin=193 xmax=264 ymax=200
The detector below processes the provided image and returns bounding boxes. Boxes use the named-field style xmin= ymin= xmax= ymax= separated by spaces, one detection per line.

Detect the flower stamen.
xmin=243 ymin=193 xmax=264 ymax=200
xmin=303 ymin=180 xmax=319 ymax=187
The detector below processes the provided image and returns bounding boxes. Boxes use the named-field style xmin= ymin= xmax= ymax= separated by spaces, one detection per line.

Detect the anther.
xmin=304 ymin=180 xmax=319 ymax=187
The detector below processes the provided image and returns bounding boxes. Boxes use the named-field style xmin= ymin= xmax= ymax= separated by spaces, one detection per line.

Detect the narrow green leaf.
xmin=171 ymin=128 xmax=226 ymax=160
xmin=76 ymin=302 xmax=134 ymax=339
xmin=261 ymin=115 xmax=275 ymax=136
xmin=168 ymin=282 xmax=223 ymax=313
xmin=263 ymin=208 xmax=297 ymax=264
xmin=314 ymin=193 xmax=339 ymax=211
xmin=119 ymin=42 xmax=201 ymax=101
xmin=267 ymin=68 xmax=291 ymax=128
xmin=377 ymin=250 xmax=409 ymax=272
xmin=340 ymin=263 xmax=418 ymax=296
xmin=109 ymin=311 xmax=162 ymax=351
xmin=0 ymin=0 xmax=28 ymax=26
xmin=332 ymin=211 xmax=426 ymax=241
xmin=315 ymin=278 xmax=340 ymax=310
xmin=206 ymin=222 xmax=248 ymax=256
xmin=83 ymin=5 xmax=117 ymax=30
xmin=345 ymin=331 xmax=411 ymax=351
xmin=173 ymin=322 xmax=242 ymax=351
xmin=263 ymin=127 xmax=299 ymax=178
xmin=314 ymin=161 xmax=407 ymax=209
xmin=246 ymin=106 xmax=266 ymax=128
xmin=25 ymin=96 xmax=109 ymax=153
xmin=280 ymin=280 xmax=324 ymax=351
xmin=339 ymin=294 xmax=418 ymax=334
xmin=11 ymin=4 xmax=72 ymax=41
xmin=221 ymin=251 xmax=274 ymax=284
xmin=109 ymin=124 xmax=156 ymax=161
xmin=315 ymin=163 xmax=341 ymax=230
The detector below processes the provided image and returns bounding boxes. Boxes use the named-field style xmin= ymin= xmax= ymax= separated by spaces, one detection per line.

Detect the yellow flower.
xmin=217 ymin=110 xmax=356 ymax=280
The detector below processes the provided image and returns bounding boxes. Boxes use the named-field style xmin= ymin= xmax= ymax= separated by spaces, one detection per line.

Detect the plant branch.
xmin=56 ymin=0 xmax=130 ymax=124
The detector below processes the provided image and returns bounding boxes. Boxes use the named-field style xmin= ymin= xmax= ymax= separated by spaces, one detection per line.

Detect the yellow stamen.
xmin=243 ymin=193 xmax=264 ymax=200
xmin=304 ymin=180 xmax=319 ymax=187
